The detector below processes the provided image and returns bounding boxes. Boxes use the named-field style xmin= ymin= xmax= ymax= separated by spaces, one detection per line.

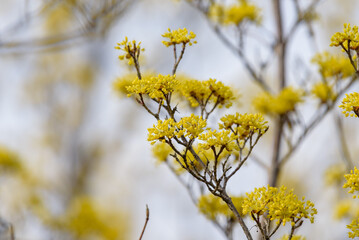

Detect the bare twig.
xmin=139 ymin=205 xmax=150 ymax=240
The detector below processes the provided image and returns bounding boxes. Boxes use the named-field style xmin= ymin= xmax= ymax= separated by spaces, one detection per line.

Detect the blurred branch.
xmin=0 ymin=0 xmax=133 ymax=54
xmin=139 ymin=205 xmax=149 ymax=240
xmin=335 ymin=115 xmax=354 ymax=170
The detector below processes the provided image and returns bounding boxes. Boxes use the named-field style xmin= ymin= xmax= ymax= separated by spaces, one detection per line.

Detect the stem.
xmin=139 ymin=205 xmax=150 ymax=240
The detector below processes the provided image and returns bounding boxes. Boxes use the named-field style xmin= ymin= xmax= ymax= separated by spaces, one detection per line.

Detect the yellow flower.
xmin=253 ymin=87 xmax=304 ymax=115
xmin=162 ymin=28 xmax=197 ymax=47
xmin=334 ymin=199 xmax=352 ymax=220
xmin=343 ymin=167 xmax=359 ymax=198
xmin=242 ymin=185 xmax=317 ymax=226
xmin=197 ymin=194 xmax=245 ymax=220
xmin=126 ymin=74 xmax=178 ymax=100
xmin=311 ymin=51 xmax=355 ymax=79
xmin=348 ymin=218 xmax=359 ymax=238
xmin=219 ymin=113 xmax=268 ymax=140
xmin=198 ymin=129 xmax=237 ymax=153
xmin=330 ymin=24 xmax=359 ymax=51
xmin=0 ymin=145 xmax=22 ymax=173
xmin=324 ymin=163 xmax=347 ymax=186
xmin=208 ymin=0 xmax=261 ymax=26
xmin=147 ymin=115 xmax=207 ymax=145
xmin=177 ymin=77 xmax=236 ymax=108
xmin=311 ymin=82 xmax=336 ymax=103
xmin=277 ymin=235 xmax=306 ymax=240
xmin=152 ymin=142 xmax=173 ymax=163
xmin=339 ymin=92 xmax=359 ymax=117
xmin=115 ymin=37 xmax=144 ymax=65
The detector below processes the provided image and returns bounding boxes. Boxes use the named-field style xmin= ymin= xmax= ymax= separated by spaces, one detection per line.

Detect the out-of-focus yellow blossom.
xmin=344 ymin=167 xmax=359 ymax=198
xmin=348 ymin=218 xmax=359 ymax=238
xmin=126 ymin=74 xmax=178 ymax=100
xmin=162 ymin=28 xmax=197 ymax=47
xmin=311 ymin=51 xmax=355 ymax=78
xmin=0 ymin=146 xmax=22 ymax=173
xmin=113 ymin=73 xmax=137 ymax=96
xmin=198 ymin=130 xmax=237 ymax=153
xmin=253 ymin=87 xmax=304 ymax=115
xmin=339 ymin=92 xmax=359 ymax=117
xmin=242 ymin=185 xmax=317 ymax=226
xmin=324 ymin=163 xmax=347 ymax=186
xmin=219 ymin=113 xmax=268 ymax=139
xmin=177 ymin=77 xmax=236 ymax=108
xmin=330 ymin=24 xmax=359 ymax=51
xmin=115 ymin=37 xmax=144 ymax=65
xmin=311 ymin=82 xmax=336 ymax=103
xmin=152 ymin=142 xmax=173 ymax=163
xmin=277 ymin=235 xmax=306 ymax=240
xmin=148 ymin=115 xmax=207 ymax=145
xmin=197 ymin=194 xmax=245 ymax=220
xmin=208 ymin=0 xmax=261 ymax=26
xmin=55 ymin=196 xmax=128 ymax=240
xmin=334 ymin=199 xmax=353 ymax=220
xmin=44 ymin=3 xmax=74 ymax=33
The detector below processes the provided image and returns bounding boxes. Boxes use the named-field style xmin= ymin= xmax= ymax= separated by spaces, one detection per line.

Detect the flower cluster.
xmin=339 ymin=92 xmax=359 ymax=117
xmin=343 ymin=167 xmax=359 ymax=198
xmin=348 ymin=219 xmax=359 ymax=238
xmin=113 ymin=72 xmax=152 ymax=96
xmin=277 ymin=235 xmax=306 ymax=240
xmin=334 ymin=199 xmax=359 ymax=220
xmin=126 ymin=74 xmax=178 ymax=100
xmin=197 ymin=194 xmax=245 ymax=220
xmin=311 ymin=82 xmax=336 ymax=104
xmin=198 ymin=129 xmax=237 ymax=153
xmin=330 ymin=24 xmax=359 ymax=51
xmin=0 ymin=145 xmax=22 ymax=172
xmin=147 ymin=114 xmax=207 ymax=145
xmin=208 ymin=0 xmax=261 ymax=26
xmin=219 ymin=113 xmax=268 ymax=139
xmin=152 ymin=142 xmax=173 ymax=163
xmin=162 ymin=28 xmax=197 ymax=47
xmin=324 ymin=163 xmax=347 ymax=186
xmin=242 ymin=186 xmax=317 ymax=226
xmin=177 ymin=77 xmax=236 ymax=108
xmin=311 ymin=51 xmax=354 ymax=79
xmin=115 ymin=37 xmax=144 ymax=65
xmin=253 ymin=87 xmax=304 ymax=115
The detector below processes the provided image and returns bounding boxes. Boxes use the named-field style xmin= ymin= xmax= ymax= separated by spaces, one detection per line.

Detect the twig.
xmin=139 ymin=205 xmax=150 ymax=240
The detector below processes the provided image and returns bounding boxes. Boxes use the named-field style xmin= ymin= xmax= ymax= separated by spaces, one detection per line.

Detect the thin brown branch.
xmin=139 ymin=205 xmax=150 ymax=240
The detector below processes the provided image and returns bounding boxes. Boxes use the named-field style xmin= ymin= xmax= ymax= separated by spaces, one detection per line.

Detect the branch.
xmin=139 ymin=205 xmax=150 ymax=240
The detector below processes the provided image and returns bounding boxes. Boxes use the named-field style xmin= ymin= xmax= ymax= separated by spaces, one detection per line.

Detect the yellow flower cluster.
xmin=0 ymin=146 xmax=22 ymax=173
xmin=242 ymin=186 xmax=317 ymax=226
xmin=219 ymin=113 xmax=268 ymax=139
xmin=343 ymin=167 xmax=359 ymax=198
xmin=208 ymin=0 xmax=261 ymax=26
xmin=324 ymin=163 xmax=347 ymax=186
xmin=162 ymin=28 xmax=197 ymax=47
xmin=334 ymin=199 xmax=359 ymax=220
xmin=197 ymin=194 xmax=245 ymax=220
xmin=339 ymin=92 xmax=359 ymax=117
xmin=330 ymin=24 xmax=359 ymax=51
xmin=115 ymin=37 xmax=144 ymax=65
xmin=311 ymin=51 xmax=354 ymax=79
xmin=177 ymin=77 xmax=236 ymax=108
xmin=147 ymin=114 xmax=207 ymax=145
xmin=152 ymin=142 xmax=173 ymax=163
xmin=348 ymin=218 xmax=359 ymax=239
xmin=277 ymin=235 xmax=306 ymax=240
xmin=198 ymin=130 xmax=237 ymax=153
xmin=311 ymin=82 xmax=336 ymax=103
xmin=55 ymin=196 xmax=128 ymax=240
xmin=126 ymin=74 xmax=178 ymax=100
xmin=253 ymin=87 xmax=304 ymax=115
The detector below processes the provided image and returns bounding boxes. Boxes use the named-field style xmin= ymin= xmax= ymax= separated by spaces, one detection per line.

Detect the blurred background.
xmin=0 ymin=0 xmax=359 ymax=239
